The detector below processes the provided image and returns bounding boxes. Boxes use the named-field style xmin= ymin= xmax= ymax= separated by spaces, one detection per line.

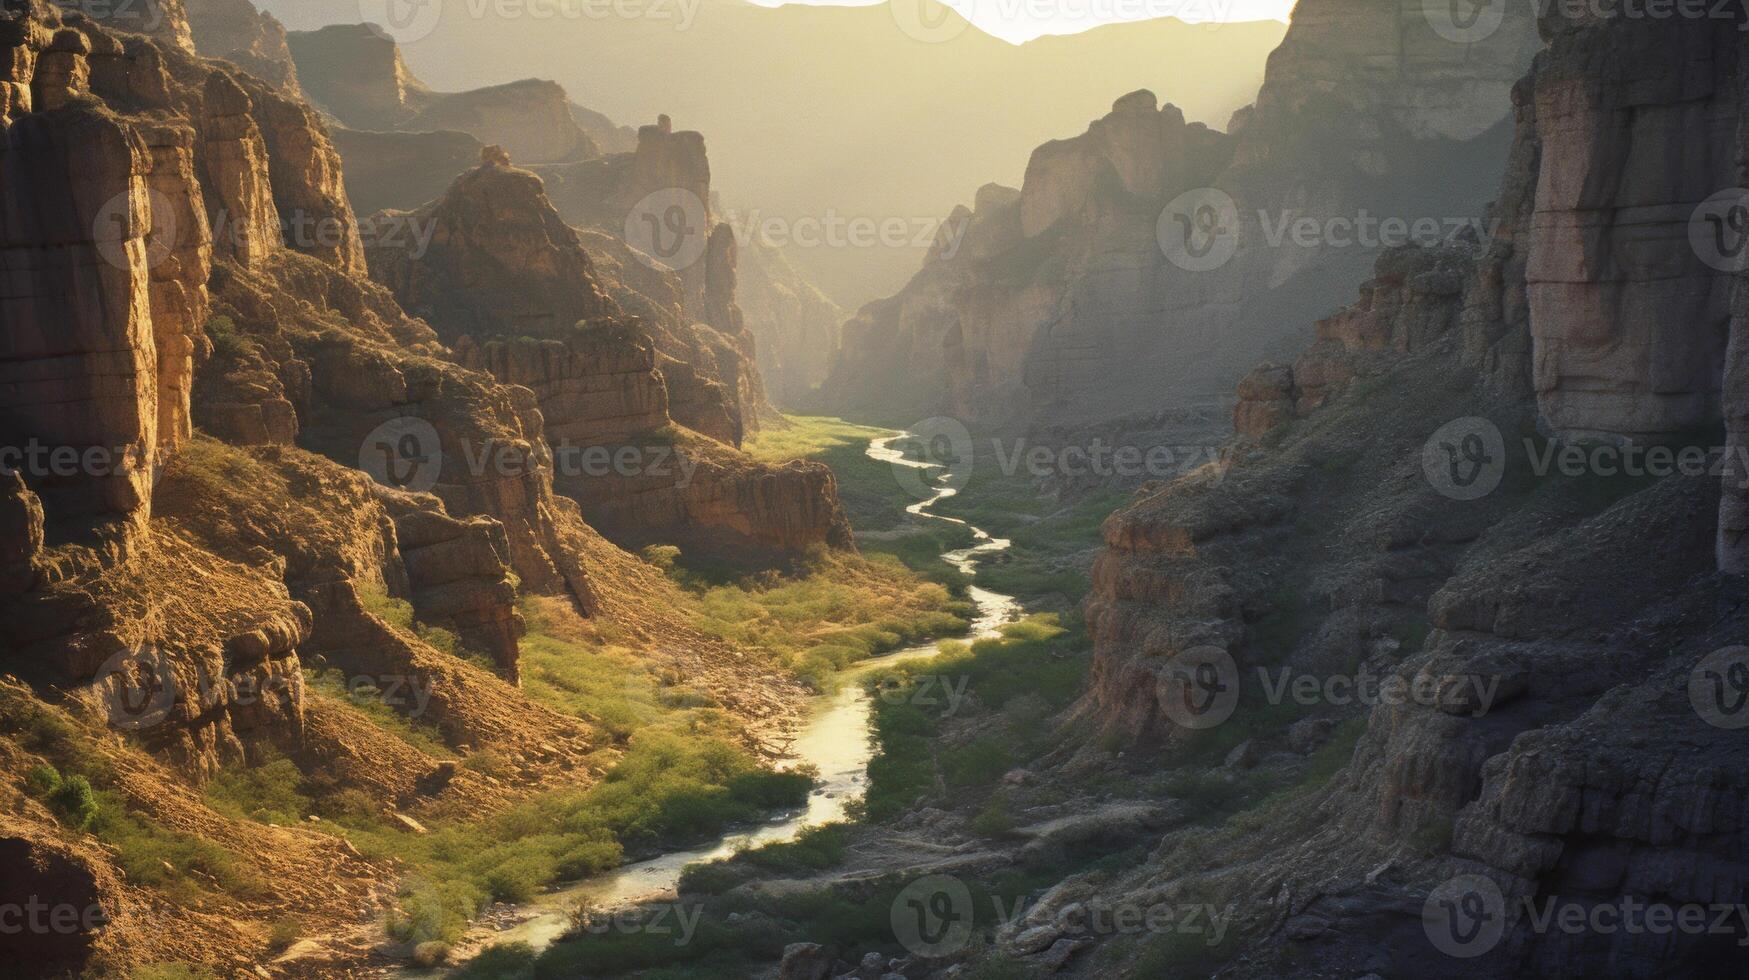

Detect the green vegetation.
xmin=357 ymin=582 xmax=478 ymax=664
xmin=676 ymin=553 xmax=972 ymax=690
xmin=25 ymin=764 xmax=99 ymax=829
xmin=302 ymin=665 xmax=457 ymax=759
xmin=861 ymin=616 xmax=1083 ymax=821
xmin=746 ymin=416 xmax=980 ymax=588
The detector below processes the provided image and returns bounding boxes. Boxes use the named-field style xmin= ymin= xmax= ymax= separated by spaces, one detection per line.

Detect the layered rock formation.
xmin=369 ymin=154 xmax=853 ymax=560
xmin=182 ymin=0 xmax=299 ymax=94
xmin=824 ymin=0 xmax=1541 ymax=426
xmin=283 ymin=22 xmax=605 ymax=165
xmin=0 ymin=5 xmax=817 ymax=973
xmin=1061 ymin=10 xmax=1749 ymax=978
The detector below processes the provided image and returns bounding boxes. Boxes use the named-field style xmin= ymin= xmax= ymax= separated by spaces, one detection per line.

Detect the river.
xmin=456 ymin=434 xmax=1019 ymax=956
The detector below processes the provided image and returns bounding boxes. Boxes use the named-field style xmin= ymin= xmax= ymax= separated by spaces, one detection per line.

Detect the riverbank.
xmin=417 ymin=424 xmax=1021 ymax=975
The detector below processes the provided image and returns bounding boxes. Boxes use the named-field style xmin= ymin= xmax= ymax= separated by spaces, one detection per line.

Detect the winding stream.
xmin=463 ymin=434 xmax=1019 ymax=955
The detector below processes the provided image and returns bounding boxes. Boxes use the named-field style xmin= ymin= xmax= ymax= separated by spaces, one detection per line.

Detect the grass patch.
xmin=657 ymin=552 xmax=973 ymax=691
xmin=860 ymin=616 xmax=1084 ymax=821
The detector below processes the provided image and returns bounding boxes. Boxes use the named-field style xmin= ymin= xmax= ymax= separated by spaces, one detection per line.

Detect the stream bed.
xmin=455 ymin=434 xmax=1019 ymax=957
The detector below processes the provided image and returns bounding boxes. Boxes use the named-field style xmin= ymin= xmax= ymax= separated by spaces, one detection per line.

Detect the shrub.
xmin=49 ymin=775 xmax=99 ymax=829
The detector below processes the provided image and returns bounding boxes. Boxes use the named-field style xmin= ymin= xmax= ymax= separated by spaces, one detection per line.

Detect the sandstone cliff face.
xmin=283 ymin=22 xmax=599 ymax=165
xmin=825 ymin=0 xmax=1540 ymax=427
xmin=1067 ymin=12 xmax=1749 ymax=978
xmin=182 ymin=0 xmax=299 ymax=95
xmin=372 ymin=158 xmax=852 ymax=560
xmin=366 ymin=158 xmax=614 ymax=343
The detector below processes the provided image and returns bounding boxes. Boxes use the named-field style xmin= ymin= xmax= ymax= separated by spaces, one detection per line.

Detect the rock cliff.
xmin=0 ymin=3 xmax=823 ymax=972
xmin=824 ymin=0 xmax=1541 ymax=427
xmin=1060 ymin=10 xmax=1749 ymax=978
xmin=283 ymin=22 xmax=604 ymax=165
xmin=368 ymin=153 xmax=853 ymax=560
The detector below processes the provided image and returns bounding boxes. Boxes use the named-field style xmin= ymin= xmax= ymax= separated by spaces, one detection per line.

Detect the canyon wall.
xmin=368 ymin=151 xmax=852 ymax=560
xmin=1070 ymin=10 xmax=1749 ymax=977
xmin=824 ymin=0 xmax=1541 ymax=427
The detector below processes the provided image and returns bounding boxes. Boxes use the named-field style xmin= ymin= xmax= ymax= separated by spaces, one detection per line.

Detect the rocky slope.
xmin=1057 ymin=9 xmax=1749 ymax=977
xmin=823 ymin=0 xmax=1541 ymax=427
xmin=366 ymin=150 xmax=853 ymax=560
xmin=0 ymin=3 xmax=815 ymax=972
xmin=277 ymin=16 xmax=838 ymax=413
xmin=284 ymin=22 xmax=607 ymax=164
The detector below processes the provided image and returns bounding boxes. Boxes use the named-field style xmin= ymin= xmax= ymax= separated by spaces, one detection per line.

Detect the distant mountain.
xmin=253 ymin=0 xmax=1285 ymax=305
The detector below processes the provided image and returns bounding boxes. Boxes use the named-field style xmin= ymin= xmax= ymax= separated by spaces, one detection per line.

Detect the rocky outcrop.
xmin=361 ymin=154 xmax=848 ymax=559
xmin=399 ymin=78 xmax=597 ymax=165
xmin=182 ymin=0 xmax=299 ymax=94
xmin=825 ymin=0 xmax=1541 ymax=426
xmin=1064 ymin=10 xmax=1749 ymax=979
xmin=536 ymin=116 xmax=771 ymax=436
xmin=329 ymin=124 xmax=481 ymax=215
xmin=0 ymin=22 xmax=205 ymax=554
xmin=283 ymin=22 xmax=598 ymax=165
xmin=1233 ymin=244 xmax=1473 ymax=438
xmin=365 ymin=155 xmax=614 ymax=343
xmin=281 ymin=22 xmax=420 ymax=130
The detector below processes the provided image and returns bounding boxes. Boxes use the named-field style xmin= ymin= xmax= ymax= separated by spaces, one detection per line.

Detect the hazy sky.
xmin=750 ymin=0 xmax=1295 ymax=43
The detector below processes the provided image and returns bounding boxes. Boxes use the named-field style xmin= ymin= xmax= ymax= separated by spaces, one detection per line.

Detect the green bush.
xmin=50 ymin=775 xmax=99 ymax=829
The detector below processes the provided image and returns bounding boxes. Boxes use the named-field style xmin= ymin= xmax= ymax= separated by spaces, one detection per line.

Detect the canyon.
xmin=2 ymin=0 xmax=1747 ymax=977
